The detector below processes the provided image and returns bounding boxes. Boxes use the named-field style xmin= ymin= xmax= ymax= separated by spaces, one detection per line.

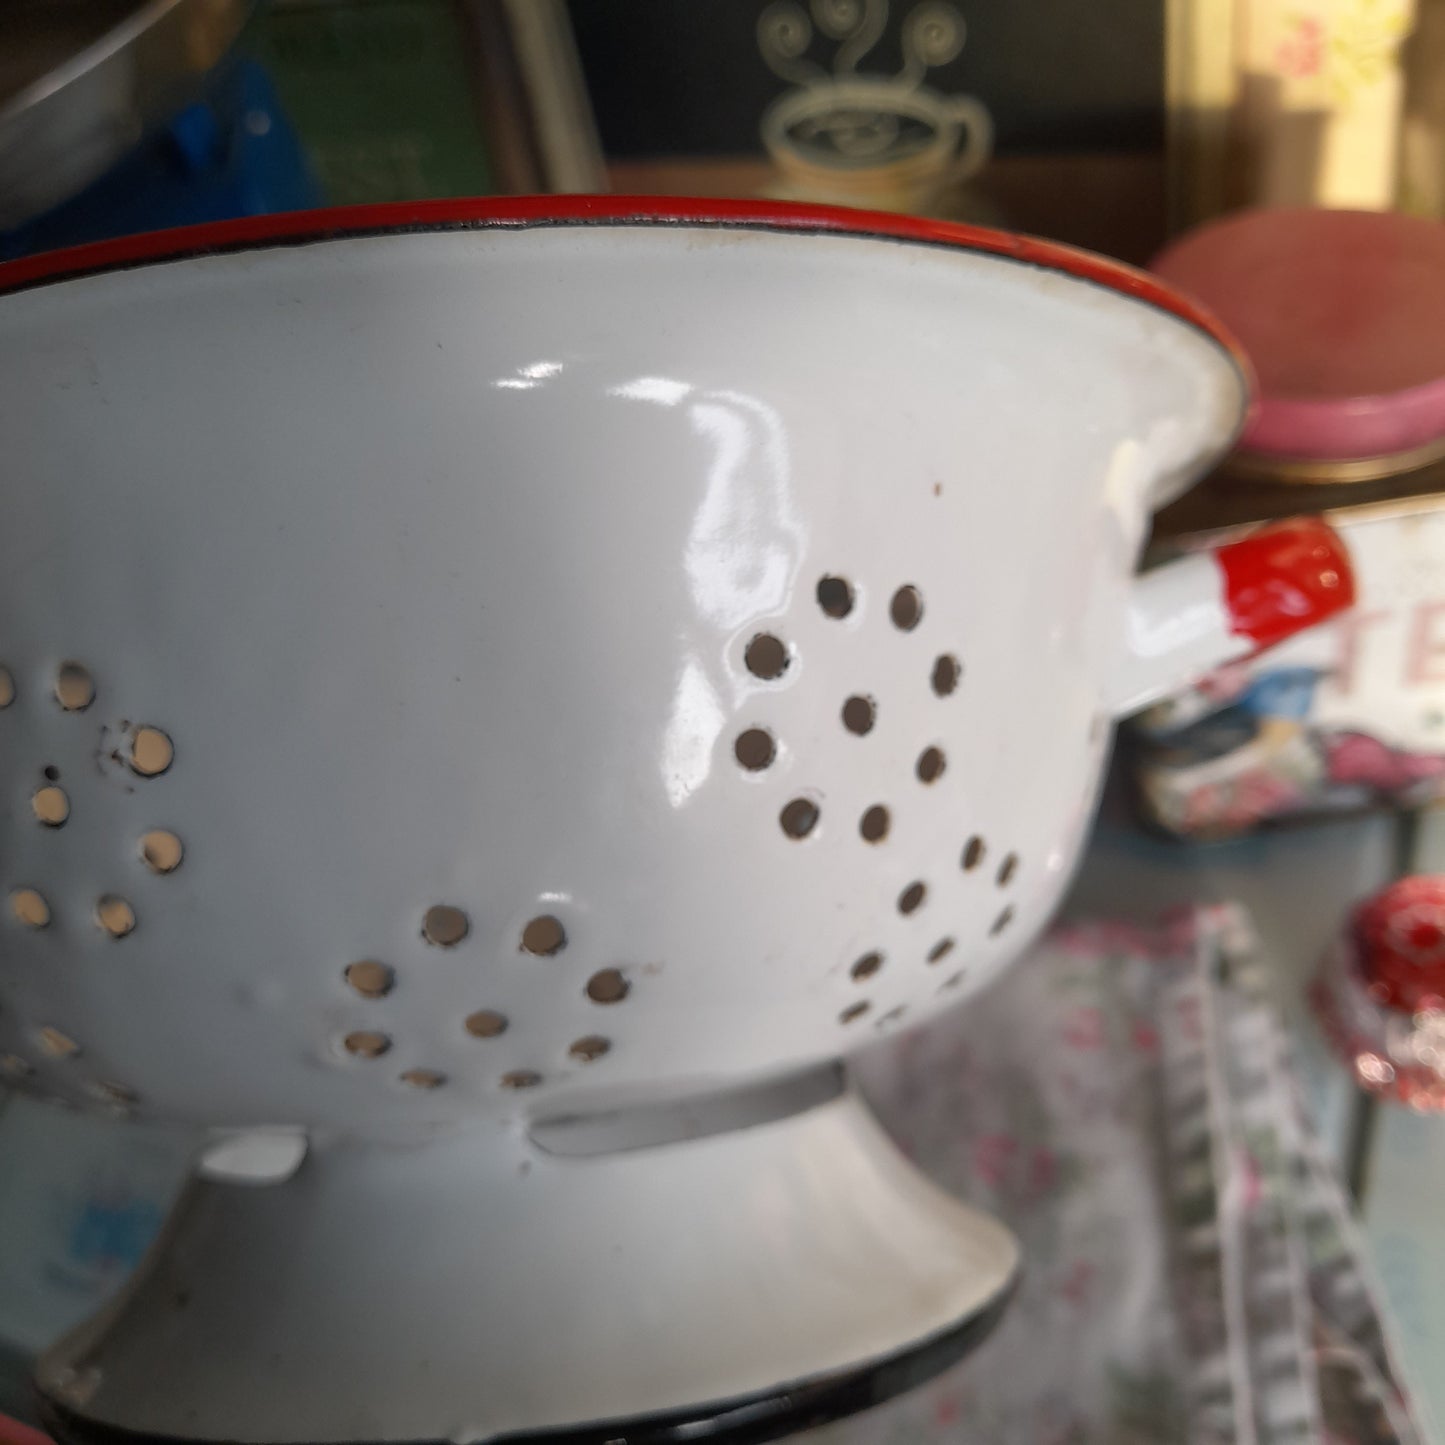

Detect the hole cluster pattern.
xmin=729 ymin=571 xmax=1025 ymax=1034
xmin=2 ymin=592 xmax=1023 ymax=1107
xmin=331 ymin=906 xmax=635 ymax=1095
xmin=0 ymin=661 xmax=180 ymax=1111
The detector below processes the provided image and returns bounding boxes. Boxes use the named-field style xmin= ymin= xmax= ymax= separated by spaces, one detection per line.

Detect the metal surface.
xmin=1217 ymin=434 xmax=1445 ymax=488
xmin=37 ymin=1085 xmax=1019 ymax=1443
xmin=0 ymin=202 xmax=1342 ymax=1442
xmin=0 ymin=213 xmax=1254 ymax=1134
xmin=0 ymin=0 xmax=253 ymax=229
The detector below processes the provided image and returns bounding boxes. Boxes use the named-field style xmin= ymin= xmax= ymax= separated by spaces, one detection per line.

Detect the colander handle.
xmin=1108 ymin=517 xmax=1354 ymax=718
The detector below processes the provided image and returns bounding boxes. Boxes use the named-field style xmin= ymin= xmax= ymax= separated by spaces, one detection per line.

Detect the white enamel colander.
xmin=0 ymin=198 xmax=1352 ymax=1445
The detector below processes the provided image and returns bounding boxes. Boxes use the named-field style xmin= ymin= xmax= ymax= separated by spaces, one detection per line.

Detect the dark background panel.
xmin=565 ymin=0 xmax=1165 ymax=158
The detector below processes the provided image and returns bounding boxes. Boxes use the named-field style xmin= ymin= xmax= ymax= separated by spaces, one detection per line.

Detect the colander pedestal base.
xmin=36 ymin=1080 xmax=1018 ymax=1445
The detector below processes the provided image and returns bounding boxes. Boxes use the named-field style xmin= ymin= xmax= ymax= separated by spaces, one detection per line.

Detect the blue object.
xmin=1237 ymin=667 xmax=1324 ymax=722
xmin=65 ymin=1195 xmax=166 ymax=1278
xmin=1 ymin=58 xmax=322 ymax=260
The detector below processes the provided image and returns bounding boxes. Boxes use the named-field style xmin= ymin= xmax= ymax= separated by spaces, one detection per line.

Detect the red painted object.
xmin=1154 ymin=208 xmax=1445 ymax=461
xmin=1215 ymin=518 xmax=1356 ymax=650
xmin=1354 ymin=875 xmax=1445 ymax=1014
xmin=0 ymin=1415 xmax=51 ymax=1445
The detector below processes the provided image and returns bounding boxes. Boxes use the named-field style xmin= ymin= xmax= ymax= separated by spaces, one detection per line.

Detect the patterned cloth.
xmin=805 ymin=906 xmax=1434 ymax=1445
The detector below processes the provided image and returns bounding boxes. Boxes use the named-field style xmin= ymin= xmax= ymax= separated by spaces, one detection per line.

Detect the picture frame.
xmin=246 ymin=0 xmax=605 ymax=205
xmin=1164 ymin=0 xmax=1239 ymax=234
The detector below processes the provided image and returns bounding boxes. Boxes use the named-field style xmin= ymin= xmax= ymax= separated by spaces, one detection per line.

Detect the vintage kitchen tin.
xmin=1130 ymin=208 xmax=1445 ymax=838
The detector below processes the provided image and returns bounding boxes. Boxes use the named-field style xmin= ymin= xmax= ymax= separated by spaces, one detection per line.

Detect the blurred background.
xmin=6 ymin=3 xmax=1445 ymax=1440
xmin=1 ymin=0 xmax=1433 ymax=264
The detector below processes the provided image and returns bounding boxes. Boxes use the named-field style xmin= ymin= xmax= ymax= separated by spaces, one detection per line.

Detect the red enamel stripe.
xmin=1215 ymin=518 xmax=1355 ymax=650
xmin=0 ymin=194 xmax=1247 ymax=368
xmin=0 ymin=1415 xmax=51 ymax=1445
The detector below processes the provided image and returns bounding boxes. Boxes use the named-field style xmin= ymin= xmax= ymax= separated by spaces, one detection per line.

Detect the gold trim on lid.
xmin=1220 ymin=433 xmax=1445 ymax=487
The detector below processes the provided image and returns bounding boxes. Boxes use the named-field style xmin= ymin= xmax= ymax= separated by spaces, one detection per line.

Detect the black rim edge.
xmin=38 ymin=1274 xmax=1017 ymax=1445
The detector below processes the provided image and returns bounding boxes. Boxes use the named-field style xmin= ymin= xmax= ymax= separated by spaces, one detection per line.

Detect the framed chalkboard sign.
xmin=246 ymin=0 xmax=605 ymax=204
xmin=566 ymin=0 xmax=1169 ymax=159
xmin=568 ymin=0 xmax=1237 ymax=237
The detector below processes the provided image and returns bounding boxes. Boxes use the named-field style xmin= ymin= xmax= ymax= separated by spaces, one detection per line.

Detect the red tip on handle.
xmin=1215 ymin=518 xmax=1355 ymax=651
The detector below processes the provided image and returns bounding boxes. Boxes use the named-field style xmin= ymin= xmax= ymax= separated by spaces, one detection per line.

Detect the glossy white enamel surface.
xmin=1110 ymin=550 xmax=1245 ymax=715
xmin=0 ymin=223 xmax=1247 ymax=1134
xmin=1 ymin=218 xmax=1260 ymax=1444
xmin=39 ymin=1083 xmax=1018 ymax=1441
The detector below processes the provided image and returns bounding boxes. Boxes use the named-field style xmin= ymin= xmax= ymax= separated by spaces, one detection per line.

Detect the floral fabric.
xmin=801 ymin=906 xmax=1433 ymax=1445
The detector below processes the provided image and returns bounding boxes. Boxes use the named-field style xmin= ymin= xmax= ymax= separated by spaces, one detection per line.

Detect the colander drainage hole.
xmin=465 ymin=1009 xmax=508 ymax=1038
xmin=344 ymin=1031 xmax=391 ymax=1059
xmin=932 ymin=654 xmax=961 ymax=696
xmin=55 ymin=662 xmax=94 ymax=712
xmin=43 ymin=765 xmax=59 ymax=782
xmin=780 ymin=798 xmax=819 ymax=839
xmin=140 ymin=830 xmax=183 ymax=873
xmin=962 ymin=836 xmax=985 ymax=871
xmin=816 ymin=576 xmax=855 ymax=619
xmin=129 ymin=726 xmax=173 ymax=777
xmin=32 ymin=786 xmax=68 ymax=826
xmin=91 ymin=1081 xmax=138 ymax=1109
xmin=859 ymin=805 xmax=889 ymax=843
xmin=997 ymin=853 xmax=1019 ymax=886
xmin=0 ymin=667 xmax=13 ymax=709
xmin=734 ymin=728 xmax=776 ymax=771
xmin=423 ymin=904 xmax=469 ymax=947
xmin=898 ymin=881 xmax=927 ymax=916
xmin=850 ymin=951 xmax=883 ymax=982
xmin=96 ymin=895 xmax=135 ymax=938
xmin=521 ymin=914 xmax=566 ymax=955
xmin=842 ymin=695 xmax=875 ymax=735
xmin=569 ymin=1035 xmax=610 ymax=1063
xmin=401 ymin=1068 xmax=446 ymax=1090
xmin=501 ymin=1069 xmax=542 ymax=1090
xmin=586 ymin=968 xmax=629 ymax=1004
xmin=344 ymin=961 xmax=394 ymax=999
xmin=991 ymin=906 xmax=1015 ymax=937
xmin=840 ymin=1001 xmax=870 ymax=1024
xmin=744 ymin=633 xmax=789 ymax=680
xmin=9 ymin=889 xmax=49 ymax=928
xmin=890 ymin=586 xmax=923 ymax=632
xmin=916 ymin=746 xmax=946 ymax=784
xmin=37 ymin=1026 xmax=79 ymax=1059
xmin=928 ymin=937 xmax=955 ymax=964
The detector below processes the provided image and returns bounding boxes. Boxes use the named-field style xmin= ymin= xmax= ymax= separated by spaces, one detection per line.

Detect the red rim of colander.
xmin=0 ymin=194 xmax=1250 ymax=363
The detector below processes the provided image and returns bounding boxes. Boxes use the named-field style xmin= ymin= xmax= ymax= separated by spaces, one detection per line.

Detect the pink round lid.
xmin=1153 ymin=207 xmax=1445 ymax=462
